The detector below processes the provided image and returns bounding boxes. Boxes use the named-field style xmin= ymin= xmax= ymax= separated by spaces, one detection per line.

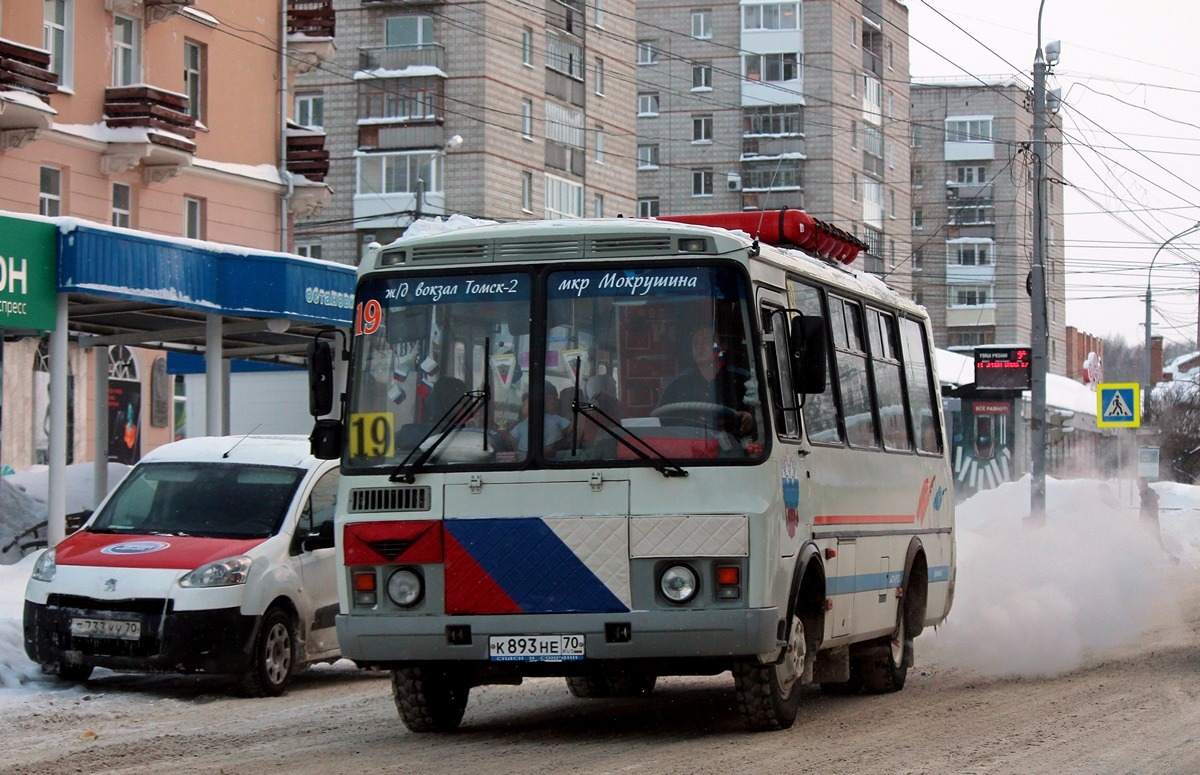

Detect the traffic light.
xmin=1046 ymin=409 xmax=1074 ymax=444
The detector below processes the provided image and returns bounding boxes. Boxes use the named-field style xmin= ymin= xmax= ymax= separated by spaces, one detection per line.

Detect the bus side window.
xmin=867 ymin=308 xmax=912 ymax=452
xmin=832 ymin=296 xmax=880 ymax=449
xmin=787 ymin=278 xmax=843 ymax=445
xmin=899 ymin=317 xmax=943 ymax=454
xmin=761 ymin=305 xmax=800 ymax=439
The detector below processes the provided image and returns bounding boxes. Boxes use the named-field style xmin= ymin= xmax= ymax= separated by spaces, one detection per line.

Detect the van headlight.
xmin=31 ymin=548 xmax=56 ymax=582
xmin=179 ymin=555 xmax=252 ymax=588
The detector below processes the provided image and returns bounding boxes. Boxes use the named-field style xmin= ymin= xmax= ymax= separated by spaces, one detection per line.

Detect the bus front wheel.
xmin=733 ymin=613 xmax=805 ymax=731
xmin=392 ymin=666 xmax=470 ymax=732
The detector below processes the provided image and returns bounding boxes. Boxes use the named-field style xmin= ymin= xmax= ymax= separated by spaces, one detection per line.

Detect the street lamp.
xmin=1143 ymin=220 xmax=1200 ymax=404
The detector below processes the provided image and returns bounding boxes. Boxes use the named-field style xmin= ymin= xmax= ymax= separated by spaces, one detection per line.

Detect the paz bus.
xmin=306 ymin=210 xmax=955 ymax=732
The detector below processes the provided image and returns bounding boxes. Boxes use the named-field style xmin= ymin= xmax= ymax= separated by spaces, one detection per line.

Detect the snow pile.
xmin=400 ymin=214 xmax=498 ymax=240
xmin=0 ymin=478 xmax=47 ymax=565
xmin=927 ymin=476 xmax=1185 ymax=677
xmin=0 ymin=555 xmax=45 ymax=692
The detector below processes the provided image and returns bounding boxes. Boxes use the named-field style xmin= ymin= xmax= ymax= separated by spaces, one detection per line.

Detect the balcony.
xmin=101 ymin=85 xmax=195 ymax=183
xmin=287 ymin=126 xmax=329 ymax=182
xmin=0 ymin=37 xmax=57 ymax=150
xmin=547 ymin=0 xmax=585 ymax=36
xmin=287 ymin=0 xmax=335 ymax=74
xmin=357 ymin=78 xmax=445 ymax=150
xmin=358 ymin=44 xmax=444 ymax=73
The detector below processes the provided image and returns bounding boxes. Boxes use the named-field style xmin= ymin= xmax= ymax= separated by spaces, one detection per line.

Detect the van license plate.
xmin=488 ymin=634 xmax=585 ymax=661
xmin=70 ymin=617 xmax=141 ymax=640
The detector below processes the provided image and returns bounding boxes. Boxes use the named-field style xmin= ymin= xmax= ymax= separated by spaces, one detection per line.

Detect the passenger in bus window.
xmin=656 ymin=325 xmax=754 ymax=436
xmin=509 ymin=382 xmax=572 ymax=453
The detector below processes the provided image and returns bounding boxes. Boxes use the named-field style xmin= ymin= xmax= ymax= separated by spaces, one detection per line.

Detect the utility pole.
xmin=1029 ymin=29 xmax=1054 ymax=523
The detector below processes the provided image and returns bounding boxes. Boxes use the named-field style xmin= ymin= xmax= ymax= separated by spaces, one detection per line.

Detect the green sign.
xmin=0 ymin=215 xmax=57 ymax=331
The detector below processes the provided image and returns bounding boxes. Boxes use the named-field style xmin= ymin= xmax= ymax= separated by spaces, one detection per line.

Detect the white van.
xmin=23 ymin=435 xmax=341 ymax=696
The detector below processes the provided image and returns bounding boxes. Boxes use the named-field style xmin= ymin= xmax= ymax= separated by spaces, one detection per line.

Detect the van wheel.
xmin=55 ymin=663 xmax=94 ymax=683
xmin=240 ymin=608 xmax=296 ymax=697
xmin=565 ymin=676 xmax=610 ymax=698
xmin=393 ymin=667 xmax=469 ymax=732
xmin=733 ymin=613 xmax=805 ymax=731
xmin=862 ymin=604 xmax=908 ymax=694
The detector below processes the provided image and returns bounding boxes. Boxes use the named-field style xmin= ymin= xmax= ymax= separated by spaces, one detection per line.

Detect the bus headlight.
xmin=386 ymin=568 xmax=423 ymax=607
xmin=659 ymin=565 xmax=698 ymax=604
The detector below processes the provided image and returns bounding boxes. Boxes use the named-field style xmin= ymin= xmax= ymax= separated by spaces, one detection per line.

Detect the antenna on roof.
xmin=222 ymin=424 xmax=262 ymax=459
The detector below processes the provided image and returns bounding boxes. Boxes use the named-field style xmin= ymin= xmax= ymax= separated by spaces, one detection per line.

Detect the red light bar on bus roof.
xmin=654 ymin=209 xmax=869 ymax=266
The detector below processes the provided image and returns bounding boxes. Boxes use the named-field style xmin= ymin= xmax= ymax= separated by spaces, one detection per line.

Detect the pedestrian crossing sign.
xmin=1096 ymin=382 xmax=1140 ymax=428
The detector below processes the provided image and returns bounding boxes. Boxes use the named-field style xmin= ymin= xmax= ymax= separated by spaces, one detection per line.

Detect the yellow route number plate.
xmin=348 ymin=412 xmax=394 ymax=458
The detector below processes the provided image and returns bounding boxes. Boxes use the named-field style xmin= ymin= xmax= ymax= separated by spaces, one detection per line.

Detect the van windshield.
xmin=88 ymin=463 xmax=305 ymax=539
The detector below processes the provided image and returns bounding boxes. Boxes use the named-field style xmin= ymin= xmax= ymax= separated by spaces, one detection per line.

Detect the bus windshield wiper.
xmin=569 ymin=397 xmax=688 ymax=478
xmin=390 ymin=389 xmax=487 ymax=483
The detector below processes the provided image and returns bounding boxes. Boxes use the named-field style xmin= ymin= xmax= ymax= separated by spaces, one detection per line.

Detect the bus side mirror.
xmin=310 ymin=418 xmax=342 ymax=460
xmin=308 ymin=339 xmax=334 ymax=417
xmin=789 ymin=314 xmax=828 ymax=394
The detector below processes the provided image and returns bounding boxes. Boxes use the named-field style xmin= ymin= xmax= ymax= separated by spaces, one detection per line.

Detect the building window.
xmin=913 ymin=247 xmax=924 ymax=272
xmin=954 ymin=241 xmax=992 ymax=266
xmin=911 ymin=166 xmax=923 ymax=188
xmin=357 ymin=152 xmax=442 ymax=196
xmin=637 ymin=40 xmax=659 ymax=65
xmin=945 ymin=118 xmax=992 ymax=142
xmin=850 ymin=17 xmax=857 ymax=46
xmin=593 ymin=193 xmax=604 ymax=218
xmin=184 ymin=196 xmax=205 ymax=240
xmin=692 ymin=169 xmax=713 ymax=197
xmin=744 ymin=104 xmax=802 ymax=135
xmin=184 ymin=41 xmax=204 ymax=122
xmin=637 ymin=144 xmax=659 ymax=169
xmin=850 ymin=172 xmax=858 ymax=202
xmin=544 ymin=173 xmax=583 ymax=219
xmin=40 ymin=167 xmax=61 ymax=217
xmin=743 ymin=52 xmax=800 ymax=83
xmin=742 ymin=2 xmax=799 ymax=30
xmin=912 ymin=207 xmax=923 ymax=230
xmin=955 ymin=165 xmax=987 ymax=184
xmin=43 ymin=0 xmax=73 ymax=89
xmin=594 ymin=57 xmax=605 ymax=95
xmin=691 ymin=9 xmax=712 ymax=39
xmin=522 ymin=26 xmax=533 ymax=66
xmin=638 ymin=197 xmax=659 ymax=217
xmin=888 ymin=41 xmax=894 ymax=70
xmin=850 ymin=120 xmax=857 ymax=148
xmin=692 ymin=62 xmax=713 ymax=90
xmin=637 ymin=92 xmax=659 ymax=116
xmin=521 ymin=99 xmax=534 ymax=139
xmin=521 ymin=170 xmax=533 ymax=212
xmin=385 ymin=15 xmax=434 ymax=47
xmin=112 ymin=14 xmax=140 ymax=87
xmin=950 ymin=285 xmax=992 ymax=307
xmin=295 ymin=241 xmax=322 ymax=259
xmin=112 ymin=183 xmax=131 ymax=228
xmin=295 ymin=92 xmax=324 ymax=129
xmin=692 ymin=114 xmax=713 ymax=143
xmin=594 ymin=126 xmax=605 ymax=163
xmin=889 ymin=189 xmax=895 ymax=218
xmin=594 ymin=0 xmax=605 ymax=27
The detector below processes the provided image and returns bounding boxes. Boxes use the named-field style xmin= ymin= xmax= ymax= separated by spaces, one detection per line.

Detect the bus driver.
xmin=656 ymin=324 xmax=755 ymax=437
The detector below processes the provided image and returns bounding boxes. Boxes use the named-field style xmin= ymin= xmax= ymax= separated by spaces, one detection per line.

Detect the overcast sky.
xmin=905 ymin=0 xmax=1200 ymax=350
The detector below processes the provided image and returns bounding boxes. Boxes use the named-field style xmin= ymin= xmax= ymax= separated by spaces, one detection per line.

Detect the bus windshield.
xmin=344 ymin=264 xmax=764 ymax=471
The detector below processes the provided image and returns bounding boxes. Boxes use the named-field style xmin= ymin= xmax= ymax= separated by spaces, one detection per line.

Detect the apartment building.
xmin=0 ymin=0 xmax=335 ymax=466
xmin=634 ymin=0 xmax=913 ymax=294
xmin=911 ymin=79 xmax=1066 ymax=374
xmin=293 ymin=0 xmax=637 ymax=264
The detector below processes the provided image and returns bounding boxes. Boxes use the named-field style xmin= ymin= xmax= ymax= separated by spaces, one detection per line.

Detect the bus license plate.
xmin=70 ymin=617 xmax=141 ymax=640
xmin=488 ymin=634 xmax=585 ymax=662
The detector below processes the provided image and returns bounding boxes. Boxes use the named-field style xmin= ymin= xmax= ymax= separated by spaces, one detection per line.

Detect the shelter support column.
xmin=48 ymin=294 xmax=68 ymax=547
xmin=205 ymin=314 xmax=224 ymax=436
xmin=93 ymin=345 xmax=109 ymax=508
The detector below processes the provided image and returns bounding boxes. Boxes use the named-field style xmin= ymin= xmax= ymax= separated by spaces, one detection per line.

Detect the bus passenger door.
xmin=758 ymin=292 xmax=806 ymax=560
xmin=830 ymin=538 xmax=856 ymax=638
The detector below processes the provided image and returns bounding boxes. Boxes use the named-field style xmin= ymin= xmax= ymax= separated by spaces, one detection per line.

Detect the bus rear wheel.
xmin=392 ymin=666 xmax=470 ymax=732
xmin=861 ymin=606 xmax=908 ymax=694
xmin=733 ymin=613 xmax=805 ymax=731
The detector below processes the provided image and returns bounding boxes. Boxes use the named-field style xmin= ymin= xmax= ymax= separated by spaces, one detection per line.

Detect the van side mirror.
xmin=310 ymin=418 xmax=342 ymax=460
xmin=308 ymin=338 xmax=334 ymax=417
xmin=789 ymin=313 xmax=828 ymax=394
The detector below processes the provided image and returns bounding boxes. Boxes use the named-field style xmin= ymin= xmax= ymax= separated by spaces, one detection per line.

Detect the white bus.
xmin=307 ymin=210 xmax=955 ymax=732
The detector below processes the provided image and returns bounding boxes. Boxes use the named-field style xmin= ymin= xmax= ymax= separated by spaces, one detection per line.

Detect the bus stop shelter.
xmin=0 ymin=213 xmax=354 ymax=545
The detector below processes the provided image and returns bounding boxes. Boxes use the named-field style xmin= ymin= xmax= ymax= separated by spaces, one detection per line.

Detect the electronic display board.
xmin=974 ymin=346 xmax=1032 ymax=391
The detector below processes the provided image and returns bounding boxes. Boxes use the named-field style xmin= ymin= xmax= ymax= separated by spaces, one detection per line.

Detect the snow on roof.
xmin=141 ymin=435 xmax=319 ymax=468
xmin=0 ymin=90 xmax=56 ymax=115
xmin=353 ymin=66 xmax=448 ymax=80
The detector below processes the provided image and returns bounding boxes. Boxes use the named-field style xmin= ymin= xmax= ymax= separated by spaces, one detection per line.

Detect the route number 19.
xmin=349 ymin=412 xmax=394 ymax=458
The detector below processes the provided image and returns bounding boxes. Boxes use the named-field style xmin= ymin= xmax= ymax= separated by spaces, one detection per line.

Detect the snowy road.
xmin=0 ymin=572 xmax=1198 ymax=775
